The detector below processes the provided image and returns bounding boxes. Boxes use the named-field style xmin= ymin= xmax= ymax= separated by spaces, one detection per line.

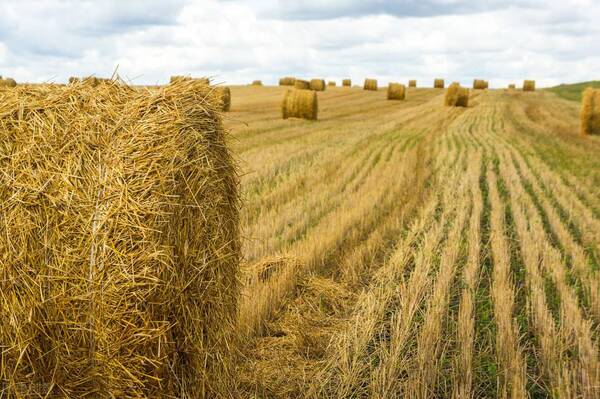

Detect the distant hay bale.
xmin=328 ymin=81 xmax=336 ymax=87
xmin=295 ymin=79 xmax=310 ymax=90
xmin=0 ymin=77 xmax=17 ymax=87
xmin=523 ymin=80 xmax=536 ymax=92
xmin=364 ymin=78 xmax=378 ymax=91
xmin=409 ymin=80 xmax=417 ymax=88
xmin=508 ymin=84 xmax=516 ymax=90
xmin=445 ymin=83 xmax=469 ymax=107
xmin=279 ymin=77 xmax=296 ymax=86
xmin=0 ymin=81 xmax=240 ymax=398
xmin=68 ymin=77 xmax=81 ymax=84
xmin=387 ymin=83 xmax=406 ymax=100
xmin=252 ymin=80 xmax=263 ymax=86
xmin=342 ymin=79 xmax=351 ymax=87
xmin=282 ymin=89 xmax=318 ymax=120
xmin=580 ymin=88 xmax=600 ymax=136
xmin=473 ymin=79 xmax=487 ymax=90
xmin=310 ymin=79 xmax=326 ymax=91
xmin=434 ymin=79 xmax=445 ymax=89
xmin=218 ymin=86 xmax=231 ymax=112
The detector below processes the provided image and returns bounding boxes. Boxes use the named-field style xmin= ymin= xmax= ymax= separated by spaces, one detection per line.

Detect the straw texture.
xmin=580 ymin=88 xmax=600 ymax=136
xmin=445 ymin=83 xmax=469 ymax=107
xmin=0 ymin=79 xmax=240 ymax=398
xmin=364 ymin=79 xmax=378 ymax=91
xmin=434 ymin=79 xmax=445 ymax=89
xmin=282 ymin=89 xmax=318 ymax=120
xmin=387 ymin=83 xmax=406 ymax=100
xmin=310 ymin=79 xmax=326 ymax=91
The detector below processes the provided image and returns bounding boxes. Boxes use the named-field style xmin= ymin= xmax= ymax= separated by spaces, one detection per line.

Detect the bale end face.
xmin=445 ymin=83 xmax=469 ymax=107
xmin=387 ymin=83 xmax=406 ymax=100
xmin=523 ymin=80 xmax=536 ymax=91
xmin=310 ymin=79 xmax=326 ymax=91
xmin=580 ymin=88 xmax=600 ymax=136
xmin=282 ymin=89 xmax=318 ymax=120
xmin=434 ymin=79 xmax=445 ymax=89
xmin=364 ymin=78 xmax=378 ymax=91
xmin=342 ymin=79 xmax=352 ymax=87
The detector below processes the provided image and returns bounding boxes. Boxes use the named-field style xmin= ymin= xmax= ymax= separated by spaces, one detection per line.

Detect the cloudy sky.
xmin=0 ymin=0 xmax=598 ymax=88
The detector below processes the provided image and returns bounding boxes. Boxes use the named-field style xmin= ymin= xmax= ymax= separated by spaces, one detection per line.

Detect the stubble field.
xmin=226 ymin=84 xmax=600 ymax=398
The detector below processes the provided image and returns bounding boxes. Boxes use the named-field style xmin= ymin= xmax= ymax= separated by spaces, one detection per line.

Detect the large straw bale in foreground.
xmin=434 ymin=79 xmax=445 ymax=89
xmin=342 ymin=79 xmax=351 ymax=87
xmin=0 ymin=80 xmax=240 ymax=398
xmin=170 ymin=76 xmax=209 ymax=85
xmin=282 ymin=89 xmax=318 ymax=120
xmin=387 ymin=83 xmax=406 ymax=100
xmin=310 ymin=79 xmax=326 ymax=91
xmin=279 ymin=77 xmax=296 ymax=86
xmin=409 ymin=80 xmax=417 ymax=88
xmin=364 ymin=78 xmax=378 ymax=91
xmin=217 ymin=86 xmax=231 ymax=112
xmin=523 ymin=80 xmax=536 ymax=91
xmin=295 ymin=79 xmax=310 ymax=89
xmin=445 ymin=83 xmax=469 ymax=107
xmin=0 ymin=77 xmax=17 ymax=87
xmin=580 ymin=88 xmax=600 ymax=136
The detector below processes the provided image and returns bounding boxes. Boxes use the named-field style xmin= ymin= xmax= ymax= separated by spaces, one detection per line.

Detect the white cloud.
xmin=0 ymin=0 xmax=598 ymax=87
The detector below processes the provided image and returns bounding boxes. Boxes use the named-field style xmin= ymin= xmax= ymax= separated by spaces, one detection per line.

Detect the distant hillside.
xmin=546 ymin=81 xmax=600 ymax=101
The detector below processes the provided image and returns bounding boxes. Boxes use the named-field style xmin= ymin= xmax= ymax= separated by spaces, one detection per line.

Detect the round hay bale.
xmin=68 ymin=77 xmax=81 ymax=84
xmin=409 ymin=80 xmax=417 ymax=88
xmin=523 ymin=80 xmax=536 ymax=92
xmin=252 ymin=80 xmax=263 ymax=86
xmin=279 ymin=77 xmax=296 ymax=86
xmin=310 ymin=79 xmax=326 ymax=91
xmin=364 ymin=78 xmax=378 ymax=91
xmin=342 ymin=79 xmax=351 ymax=87
xmin=218 ymin=86 xmax=231 ymax=112
xmin=282 ymin=89 xmax=318 ymax=120
xmin=387 ymin=83 xmax=406 ymax=100
xmin=0 ymin=81 xmax=240 ymax=398
xmin=473 ymin=79 xmax=487 ymax=90
xmin=508 ymin=84 xmax=516 ymax=90
xmin=580 ymin=88 xmax=600 ymax=136
xmin=0 ymin=78 xmax=17 ymax=88
xmin=445 ymin=83 xmax=469 ymax=107
xmin=295 ymin=79 xmax=310 ymax=90
xmin=434 ymin=79 xmax=445 ymax=89
xmin=328 ymin=81 xmax=336 ymax=87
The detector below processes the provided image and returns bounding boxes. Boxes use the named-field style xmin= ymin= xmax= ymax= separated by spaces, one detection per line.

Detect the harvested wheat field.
xmin=223 ymin=83 xmax=600 ymax=398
